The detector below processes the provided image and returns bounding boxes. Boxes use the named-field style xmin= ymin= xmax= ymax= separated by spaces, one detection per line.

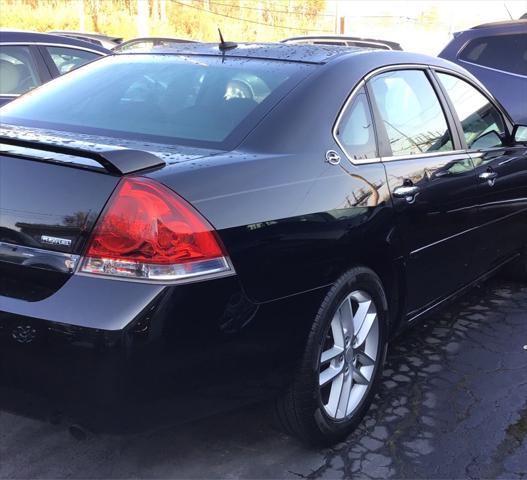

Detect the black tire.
xmin=502 ymin=248 xmax=527 ymax=282
xmin=275 ymin=267 xmax=389 ymax=446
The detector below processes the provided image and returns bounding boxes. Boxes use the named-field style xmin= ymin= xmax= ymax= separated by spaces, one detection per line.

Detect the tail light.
xmin=79 ymin=177 xmax=233 ymax=282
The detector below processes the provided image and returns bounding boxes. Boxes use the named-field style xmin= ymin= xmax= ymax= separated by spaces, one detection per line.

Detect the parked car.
xmin=438 ymin=19 xmax=527 ymax=124
xmin=48 ymin=30 xmax=123 ymax=50
xmin=282 ymin=35 xmax=402 ymax=50
xmin=0 ymin=43 xmax=526 ymax=445
xmin=0 ymin=30 xmax=109 ymax=106
xmin=113 ymin=36 xmax=197 ymax=53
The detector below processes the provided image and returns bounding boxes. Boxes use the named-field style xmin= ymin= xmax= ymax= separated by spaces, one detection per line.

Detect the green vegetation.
xmin=0 ymin=0 xmax=333 ymax=42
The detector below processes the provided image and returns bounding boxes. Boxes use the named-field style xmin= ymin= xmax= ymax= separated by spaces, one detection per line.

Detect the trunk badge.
xmin=41 ymin=235 xmax=72 ymax=247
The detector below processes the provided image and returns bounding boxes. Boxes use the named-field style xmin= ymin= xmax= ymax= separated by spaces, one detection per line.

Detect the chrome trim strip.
xmin=75 ymin=256 xmax=236 ymax=285
xmin=0 ymin=41 xmax=106 ymax=56
xmin=458 ymin=59 xmax=527 ymax=80
xmin=408 ymin=254 xmax=519 ymax=323
xmin=362 ymin=63 xmax=429 ymax=82
xmin=332 ymin=79 xmax=382 ymax=165
xmin=410 ymin=205 xmax=527 ymax=256
xmin=381 ymin=150 xmax=466 ymax=162
xmin=333 ymin=63 xmax=462 ymax=165
xmin=431 ymin=65 xmax=512 ymax=128
xmin=0 ymin=241 xmax=80 ymax=273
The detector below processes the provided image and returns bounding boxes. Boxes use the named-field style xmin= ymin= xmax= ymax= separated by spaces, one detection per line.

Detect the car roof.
xmin=0 ymin=30 xmax=111 ymax=53
xmin=115 ymin=42 xmax=464 ymax=76
xmin=116 ymin=42 xmax=372 ymax=64
xmin=472 ymin=19 xmax=527 ymax=29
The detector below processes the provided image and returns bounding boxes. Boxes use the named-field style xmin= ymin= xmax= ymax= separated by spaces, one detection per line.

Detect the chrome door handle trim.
xmin=479 ymin=171 xmax=498 ymax=186
xmin=479 ymin=171 xmax=498 ymax=180
xmin=393 ymin=185 xmax=421 ymax=203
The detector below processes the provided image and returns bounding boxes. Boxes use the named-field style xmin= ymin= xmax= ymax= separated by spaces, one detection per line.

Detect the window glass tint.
xmin=45 ymin=46 xmax=101 ymax=74
xmin=437 ymin=73 xmax=505 ymax=149
xmin=1 ymin=55 xmax=310 ymax=147
xmin=336 ymin=86 xmax=377 ymax=160
xmin=0 ymin=46 xmax=40 ymax=95
xmin=369 ymin=70 xmax=454 ymax=156
xmin=459 ymin=34 xmax=527 ymax=76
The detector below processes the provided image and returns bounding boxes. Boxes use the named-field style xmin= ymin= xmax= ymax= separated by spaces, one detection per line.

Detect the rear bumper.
xmin=0 ymin=272 xmax=328 ymax=431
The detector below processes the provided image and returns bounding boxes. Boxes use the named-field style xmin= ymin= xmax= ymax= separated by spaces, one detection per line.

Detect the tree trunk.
xmin=137 ymin=0 xmax=149 ymax=36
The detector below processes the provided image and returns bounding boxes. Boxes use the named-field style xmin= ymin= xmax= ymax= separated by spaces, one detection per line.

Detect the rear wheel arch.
xmin=337 ymin=256 xmax=406 ymax=337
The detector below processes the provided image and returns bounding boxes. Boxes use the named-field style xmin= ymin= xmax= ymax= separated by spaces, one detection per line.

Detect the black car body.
xmin=1 ymin=43 xmax=526 ymax=443
xmin=0 ymin=30 xmax=109 ymax=106
xmin=47 ymin=31 xmax=123 ymax=50
xmin=438 ymin=19 xmax=527 ymax=124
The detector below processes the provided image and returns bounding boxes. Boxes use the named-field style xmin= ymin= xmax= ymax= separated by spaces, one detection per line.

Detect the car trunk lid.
xmin=0 ymin=126 xmax=221 ymax=300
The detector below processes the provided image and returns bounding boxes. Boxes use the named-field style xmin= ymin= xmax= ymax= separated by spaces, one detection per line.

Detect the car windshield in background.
xmin=0 ymin=54 xmax=312 ymax=148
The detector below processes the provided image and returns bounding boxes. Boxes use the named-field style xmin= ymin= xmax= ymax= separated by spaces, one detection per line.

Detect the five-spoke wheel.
xmin=275 ymin=267 xmax=388 ymax=445
xmin=319 ymin=290 xmax=379 ymax=420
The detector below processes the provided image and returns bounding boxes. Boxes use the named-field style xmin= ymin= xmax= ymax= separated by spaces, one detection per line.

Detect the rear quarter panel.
xmin=148 ymin=55 xmax=402 ymax=303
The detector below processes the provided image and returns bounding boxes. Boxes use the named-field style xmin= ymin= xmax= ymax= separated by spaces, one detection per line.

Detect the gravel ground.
xmin=1 ymin=278 xmax=526 ymax=479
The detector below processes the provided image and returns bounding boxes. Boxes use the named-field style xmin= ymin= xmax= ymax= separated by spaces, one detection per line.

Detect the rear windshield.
xmin=0 ymin=54 xmax=313 ymax=149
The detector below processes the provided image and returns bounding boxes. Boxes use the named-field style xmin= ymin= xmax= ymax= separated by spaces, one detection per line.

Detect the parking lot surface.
xmin=1 ymin=278 xmax=526 ymax=479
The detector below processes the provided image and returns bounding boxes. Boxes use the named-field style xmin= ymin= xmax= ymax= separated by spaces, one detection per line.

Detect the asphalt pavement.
xmin=1 ymin=278 xmax=526 ymax=479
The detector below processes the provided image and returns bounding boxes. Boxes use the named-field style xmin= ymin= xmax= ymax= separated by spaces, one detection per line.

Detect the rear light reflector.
xmin=79 ymin=177 xmax=233 ymax=282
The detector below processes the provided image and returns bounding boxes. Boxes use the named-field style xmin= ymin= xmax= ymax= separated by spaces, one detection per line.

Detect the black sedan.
xmin=0 ymin=43 xmax=526 ymax=445
xmin=0 ymin=30 xmax=109 ymax=106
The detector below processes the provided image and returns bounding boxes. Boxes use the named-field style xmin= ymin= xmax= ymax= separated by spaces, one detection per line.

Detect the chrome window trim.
xmin=432 ymin=65 xmax=513 ymax=148
xmin=0 ymin=241 xmax=80 ymax=274
xmin=380 ymin=149 xmax=467 ymax=163
xmin=332 ymin=79 xmax=382 ymax=165
xmin=0 ymin=41 xmax=106 ymax=56
xmin=333 ymin=63 xmax=463 ymax=165
xmin=431 ymin=65 xmax=511 ymax=123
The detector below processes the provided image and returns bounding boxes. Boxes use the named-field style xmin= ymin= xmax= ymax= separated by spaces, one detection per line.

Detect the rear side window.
xmin=0 ymin=46 xmax=40 ymax=95
xmin=459 ymin=33 xmax=527 ymax=76
xmin=1 ymin=55 xmax=312 ymax=148
xmin=369 ymin=70 xmax=454 ymax=157
xmin=437 ymin=72 xmax=505 ymax=149
xmin=44 ymin=46 xmax=101 ymax=74
xmin=335 ymin=86 xmax=378 ymax=160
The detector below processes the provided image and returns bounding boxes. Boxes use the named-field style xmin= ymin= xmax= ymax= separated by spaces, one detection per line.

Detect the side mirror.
xmin=512 ymin=124 xmax=527 ymax=144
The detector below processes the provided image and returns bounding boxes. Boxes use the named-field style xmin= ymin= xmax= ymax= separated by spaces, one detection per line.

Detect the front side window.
xmin=45 ymin=46 xmax=101 ymax=74
xmin=0 ymin=46 xmax=40 ymax=95
xmin=0 ymin=54 xmax=312 ymax=147
xmin=459 ymin=33 xmax=527 ymax=76
xmin=369 ymin=70 xmax=454 ymax=157
xmin=437 ymin=72 xmax=505 ymax=150
xmin=335 ymin=86 xmax=377 ymax=160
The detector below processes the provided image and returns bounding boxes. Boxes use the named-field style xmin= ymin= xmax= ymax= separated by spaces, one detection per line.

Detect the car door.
xmin=0 ymin=44 xmax=50 ymax=105
xmin=366 ymin=67 xmax=480 ymax=318
xmin=37 ymin=45 xmax=102 ymax=77
xmin=434 ymin=70 xmax=527 ymax=278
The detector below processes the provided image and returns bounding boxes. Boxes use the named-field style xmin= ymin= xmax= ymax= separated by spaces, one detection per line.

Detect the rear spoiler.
xmin=0 ymin=136 xmax=165 ymax=175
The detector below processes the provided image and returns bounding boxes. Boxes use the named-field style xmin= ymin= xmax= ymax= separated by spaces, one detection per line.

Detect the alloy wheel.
xmin=319 ymin=290 xmax=380 ymax=420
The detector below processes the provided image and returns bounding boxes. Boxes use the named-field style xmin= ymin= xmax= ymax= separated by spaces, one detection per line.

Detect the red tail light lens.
xmin=80 ymin=177 xmax=233 ymax=282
